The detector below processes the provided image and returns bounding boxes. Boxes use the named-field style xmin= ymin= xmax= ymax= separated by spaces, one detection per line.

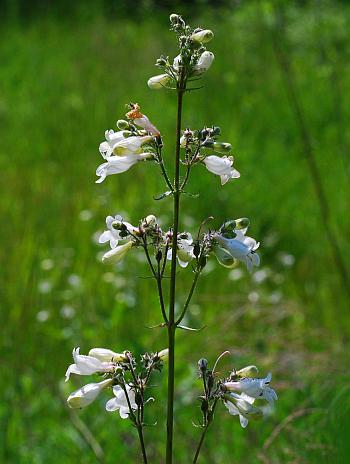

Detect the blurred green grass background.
xmin=1 ymin=0 xmax=350 ymax=462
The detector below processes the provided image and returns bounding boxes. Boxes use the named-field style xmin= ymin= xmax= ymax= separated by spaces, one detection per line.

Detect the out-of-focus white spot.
xmin=60 ymin=305 xmax=76 ymax=319
xmin=41 ymin=259 xmax=54 ymax=271
xmin=37 ymin=310 xmax=50 ymax=322
xmin=229 ymin=268 xmax=243 ymax=281
xmin=68 ymin=274 xmax=82 ymax=287
xmin=79 ymin=210 xmax=93 ymax=221
xmin=248 ymin=291 xmax=259 ymax=303
xmin=38 ymin=280 xmax=52 ymax=294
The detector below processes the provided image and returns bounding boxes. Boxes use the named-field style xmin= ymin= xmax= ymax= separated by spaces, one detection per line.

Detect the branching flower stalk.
xmin=64 ymin=13 xmax=278 ymax=463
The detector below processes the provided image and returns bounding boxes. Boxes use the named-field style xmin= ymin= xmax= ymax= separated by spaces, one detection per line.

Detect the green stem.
xmin=166 ymin=74 xmax=185 ymax=464
xmin=192 ymin=427 xmax=209 ymax=464
xmin=192 ymin=400 xmax=218 ymax=464
xmin=136 ymin=425 xmax=148 ymax=464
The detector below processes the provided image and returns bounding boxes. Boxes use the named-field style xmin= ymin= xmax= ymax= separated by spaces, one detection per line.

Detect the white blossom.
xmin=67 ymin=379 xmax=113 ymax=409
xmin=96 ymin=153 xmax=152 ymax=183
xmin=224 ymin=373 xmax=278 ymax=406
xmin=106 ymin=384 xmax=137 ymax=419
xmin=214 ymin=229 xmax=260 ymax=272
xmin=98 ymin=215 xmax=136 ymax=249
xmin=147 ymin=74 xmax=172 ymax=89
xmin=65 ymin=347 xmax=115 ymax=381
xmin=102 ymin=240 xmax=133 ymax=264
xmin=203 ymin=155 xmax=240 ymax=185
xmin=112 ymin=135 xmax=153 ymax=156
xmin=167 ymin=233 xmax=194 ymax=268
xmin=224 ymin=392 xmax=263 ymax=428
xmin=192 ymin=51 xmax=214 ymax=75
xmin=99 ymin=130 xmax=129 ymax=158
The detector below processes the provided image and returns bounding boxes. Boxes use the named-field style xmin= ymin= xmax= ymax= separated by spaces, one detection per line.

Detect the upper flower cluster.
xmin=148 ymin=14 xmax=214 ymax=90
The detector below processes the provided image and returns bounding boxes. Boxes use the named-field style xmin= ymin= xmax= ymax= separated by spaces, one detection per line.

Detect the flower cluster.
xmin=96 ymin=104 xmax=161 ymax=183
xmin=197 ymin=356 xmax=277 ymax=429
xmin=148 ymin=14 xmax=214 ymax=90
xmin=65 ymin=346 xmax=168 ymax=420
xmin=99 ymin=214 xmax=260 ymax=273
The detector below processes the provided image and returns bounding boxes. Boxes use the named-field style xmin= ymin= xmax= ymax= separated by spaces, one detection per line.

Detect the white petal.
xmin=99 ymin=230 xmax=111 ymax=244
xmin=106 ymin=397 xmax=119 ymax=412
xmin=239 ymin=415 xmax=249 ymax=428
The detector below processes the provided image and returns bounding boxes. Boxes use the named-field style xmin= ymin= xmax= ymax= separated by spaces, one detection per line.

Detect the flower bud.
xmin=156 ymin=57 xmax=167 ymax=66
xmin=67 ymin=379 xmax=113 ymax=409
xmin=198 ymin=358 xmax=208 ymax=372
xmin=157 ymin=348 xmax=169 ymax=361
xmin=219 ymin=220 xmax=237 ymax=238
xmin=144 ymin=215 xmax=157 ymax=226
xmin=213 ymin=142 xmax=232 ymax=153
xmin=88 ymin=348 xmax=127 ymax=363
xmin=117 ymin=120 xmax=130 ymax=130
xmin=235 ymin=218 xmax=250 ymax=230
xmin=147 ymin=74 xmax=172 ymax=90
xmin=236 ymin=365 xmax=259 ymax=378
xmin=102 ymin=241 xmax=133 ymax=264
xmin=190 ymin=29 xmax=214 ymax=44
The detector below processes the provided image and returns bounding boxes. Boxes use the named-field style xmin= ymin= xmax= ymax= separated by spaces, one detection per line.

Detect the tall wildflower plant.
xmin=65 ymin=14 xmax=277 ymax=463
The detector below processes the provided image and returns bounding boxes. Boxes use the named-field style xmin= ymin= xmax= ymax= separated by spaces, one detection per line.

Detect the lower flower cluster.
xmin=197 ymin=356 xmax=277 ymax=429
xmin=65 ymin=347 xmax=168 ymax=420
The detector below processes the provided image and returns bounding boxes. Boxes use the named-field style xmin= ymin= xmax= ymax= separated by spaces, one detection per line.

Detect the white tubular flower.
xmin=126 ymin=104 xmax=160 ymax=136
xmin=96 ymin=153 xmax=152 ymax=183
xmin=65 ymin=347 xmax=115 ymax=382
xmin=102 ymin=240 xmax=133 ymax=264
xmin=67 ymin=378 xmax=113 ymax=409
xmin=224 ymin=373 xmax=278 ymax=406
xmin=167 ymin=233 xmax=194 ymax=268
xmin=214 ymin=230 xmax=260 ymax=272
xmin=88 ymin=348 xmax=127 ymax=363
xmin=203 ymin=155 xmax=240 ymax=185
xmin=192 ymin=51 xmax=214 ymax=75
xmin=224 ymin=393 xmax=263 ymax=428
xmin=190 ymin=29 xmax=214 ymax=43
xmin=106 ymin=384 xmax=137 ymax=419
xmin=99 ymin=215 xmax=136 ymax=249
xmin=147 ymin=74 xmax=172 ymax=89
xmin=112 ymin=135 xmax=153 ymax=156
xmin=99 ymin=130 xmax=129 ymax=159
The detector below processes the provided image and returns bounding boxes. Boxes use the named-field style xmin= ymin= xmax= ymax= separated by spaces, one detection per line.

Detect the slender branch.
xmin=157 ymin=145 xmax=174 ymax=192
xmin=192 ymin=400 xmax=218 ymax=463
xmin=175 ymin=270 xmax=201 ymax=326
xmin=156 ymin=258 xmax=169 ymax=324
xmin=166 ymin=69 xmax=186 ymax=464
xmin=180 ymin=142 xmax=201 ymax=191
xmin=121 ymin=382 xmax=148 ymax=464
xmin=142 ymin=236 xmax=168 ymax=323
xmin=268 ymin=2 xmax=350 ymax=299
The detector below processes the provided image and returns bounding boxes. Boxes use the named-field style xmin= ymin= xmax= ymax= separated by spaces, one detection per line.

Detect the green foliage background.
xmin=1 ymin=1 xmax=350 ymax=462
